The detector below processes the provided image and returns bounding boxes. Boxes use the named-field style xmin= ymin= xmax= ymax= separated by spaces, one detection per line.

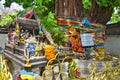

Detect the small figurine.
xmin=15 ymin=24 xmax=20 ymax=37
xmin=29 ymin=35 xmax=36 ymax=43
xmin=82 ymin=17 xmax=91 ymax=27
xmin=69 ymin=29 xmax=83 ymax=52
xmin=29 ymin=43 xmax=35 ymax=51
xmin=9 ymin=31 xmax=16 ymax=46
xmin=28 ymin=43 xmax=35 ymax=57
xmin=35 ymin=42 xmax=40 ymax=56
xmin=64 ymin=32 xmax=71 ymax=47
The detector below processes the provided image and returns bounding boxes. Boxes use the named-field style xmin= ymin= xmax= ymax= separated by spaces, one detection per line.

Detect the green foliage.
xmin=35 ymin=0 xmax=43 ymax=6
xmin=17 ymin=10 xmax=27 ymax=17
xmin=82 ymin=0 xmax=91 ymax=9
xmin=96 ymin=0 xmax=120 ymax=7
xmin=110 ymin=13 xmax=117 ymax=23
xmin=96 ymin=0 xmax=109 ymax=7
xmin=41 ymin=12 xmax=64 ymax=44
xmin=33 ymin=0 xmax=54 ymax=18
xmin=110 ymin=8 xmax=120 ymax=23
xmin=21 ymin=0 xmax=33 ymax=8
xmin=4 ymin=0 xmax=14 ymax=7
xmin=17 ymin=7 xmax=31 ymax=17
xmin=0 ymin=13 xmax=16 ymax=26
xmin=4 ymin=0 xmax=33 ymax=7
xmin=82 ymin=0 xmax=120 ymax=9
xmin=32 ymin=0 xmax=64 ymax=44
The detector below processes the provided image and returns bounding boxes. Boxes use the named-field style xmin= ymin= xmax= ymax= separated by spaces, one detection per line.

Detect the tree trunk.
xmin=65 ymin=0 xmax=76 ymax=17
xmin=75 ymin=0 xmax=87 ymax=20
xmin=55 ymin=0 xmax=65 ymax=17
xmin=55 ymin=0 xmax=114 ymax=25
xmin=88 ymin=0 xmax=113 ymax=25
xmin=55 ymin=0 xmax=77 ymax=17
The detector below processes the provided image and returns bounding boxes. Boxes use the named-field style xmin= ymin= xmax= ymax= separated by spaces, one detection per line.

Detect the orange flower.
xmin=44 ymin=45 xmax=55 ymax=60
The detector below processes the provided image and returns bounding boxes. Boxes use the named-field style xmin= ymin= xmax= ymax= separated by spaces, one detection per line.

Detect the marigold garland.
xmin=44 ymin=45 xmax=55 ymax=60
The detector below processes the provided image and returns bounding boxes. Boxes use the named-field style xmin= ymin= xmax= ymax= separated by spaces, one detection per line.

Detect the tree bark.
xmin=55 ymin=0 xmax=65 ymax=17
xmin=88 ymin=0 xmax=113 ymax=25
xmin=55 ymin=0 xmax=77 ymax=17
xmin=65 ymin=0 xmax=77 ymax=17
xmin=75 ymin=0 xmax=86 ymax=20
xmin=55 ymin=0 xmax=114 ymax=25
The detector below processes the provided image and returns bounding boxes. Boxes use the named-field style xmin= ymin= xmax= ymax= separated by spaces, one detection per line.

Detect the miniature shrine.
xmin=3 ymin=10 xmax=75 ymax=80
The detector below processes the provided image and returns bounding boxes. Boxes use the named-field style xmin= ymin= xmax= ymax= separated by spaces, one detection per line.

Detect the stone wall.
xmin=0 ymin=34 xmax=8 ymax=48
xmin=104 ymin=35 xmax=120 ymax=56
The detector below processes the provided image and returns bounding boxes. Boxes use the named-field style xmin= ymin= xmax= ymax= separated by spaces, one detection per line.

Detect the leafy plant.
xmin=32 ymin=0 xmax=64 ymax=44
xmin=40 ymin=12 xmax=64 ymax=44
xmin=82 ymin=0 xmax=91 ymax=9
xmin=4 ymin=0 xmax=33 ymax=7
xmin=110 ymin=8 xmax=120 ymax=23
xmin=82 ymin=0 xmax=120 ymax=9
xmin=0 ymin=13 xmax=16 ymax=26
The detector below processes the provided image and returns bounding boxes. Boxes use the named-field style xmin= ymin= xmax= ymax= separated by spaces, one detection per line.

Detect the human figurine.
xmin=29 ymin=43 xmax=35 ymax=51
xmin=28 ymin=43 xmax=35 ymax=57
xmin=69 ymin=29 xmax=83 ymax=53
xmin=9 ymin=31 xmax=16 ymax=46
xmin=15 ymin=24 xmax=20 ymax=37
xmin=64 ymin=32 xmax=71 ymax=47
xmin=35 ymin=42 xmax=40 ymax=56
xmin=29 ymin=35 xmax=36 ymax=43
xmin=35 ymin=41 xmax=44 ymax=56
xmin=20 ymin=30 xmax=24 ymax=37
xmin=25 ymin=32 xmax=30 ymax=39
xmin=19 ymin=30 xmax=25 ymax=43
